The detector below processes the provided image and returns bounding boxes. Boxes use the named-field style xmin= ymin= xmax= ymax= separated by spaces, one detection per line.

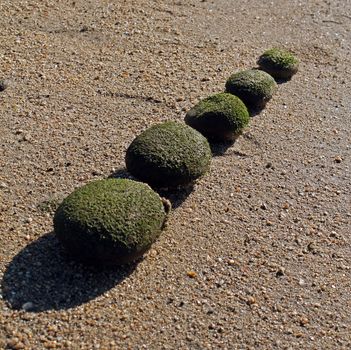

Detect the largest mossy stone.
xmin=125 ymin=121 xmax=212 ymax=188
xmin=185 ymin=93 xmax=250 ymax=142
xmin=54 ymin=179 xmax=169 ymax=266
xmin=225 ymin=69 xmax=277 ymax=110
xmin=257 ymin=48 xmax=299 ymax=80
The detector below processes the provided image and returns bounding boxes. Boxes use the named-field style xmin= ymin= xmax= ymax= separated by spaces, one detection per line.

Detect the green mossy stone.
xmin=185 ymin=93 xmax=250 ymax=142
xmin=225 ymin=69 xmax=277 ymax=110
xmin=125 ymin=121 xmax=212 ymax=188
xmin=257 ymin=48 xmax=299 ymax=80
xmin=53 ymin=179 xmax=169 ymax=266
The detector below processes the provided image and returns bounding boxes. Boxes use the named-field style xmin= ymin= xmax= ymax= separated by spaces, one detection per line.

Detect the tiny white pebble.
xmin=22 ymin=302 xmax=34 ymax=311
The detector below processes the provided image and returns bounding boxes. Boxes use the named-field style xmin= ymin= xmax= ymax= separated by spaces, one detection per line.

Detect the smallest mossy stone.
xmin=185 ymin=93 xmax=250 ymax=142
xmin=54 ymin=178 xmax=170 ymax=266
xmin=257 ymin=48 xmax=299 ymax=80
xmin=225 ymin=69 xmax=277 ymax=110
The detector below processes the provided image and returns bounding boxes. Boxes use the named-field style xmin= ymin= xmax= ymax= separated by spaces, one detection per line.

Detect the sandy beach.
xmin=1 ymin=0 xmax=350 ymax=348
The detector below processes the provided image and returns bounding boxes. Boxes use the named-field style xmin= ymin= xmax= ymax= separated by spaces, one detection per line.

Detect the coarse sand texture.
xmin=225 ymin=69 xmax=277 ymax=110
xmin=125 ymin=121 xmax=212 ymax=188
xmin=185 ymin=92 xmax=250 ymax=142
xmin=54 ymin=179 xmax=170 ymax=266
xmin=1 ymin=0 xmax=350 ymax=348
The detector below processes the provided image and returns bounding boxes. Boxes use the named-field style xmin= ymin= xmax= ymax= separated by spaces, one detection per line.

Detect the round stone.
xmin=185 ymin=93 xmax=250 ymax=142
xmin=225 ymin=69 xmax=277 ymax=110
xmin=53 ymin=178 xmax=169 ymax=266
xmin=125 ymin=121 xmax=212 ymax=188
xmin=257 ymin=48 xmax=299 ymax=80
xmin=0 ymin=79 xmax=9 ymax=92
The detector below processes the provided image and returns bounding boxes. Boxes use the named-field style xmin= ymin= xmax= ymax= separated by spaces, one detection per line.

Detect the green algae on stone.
xmin=257 ymin=48 xmax=299 ymax=80
xmin=125 ymin=121 xmax=212 ymax=188
xmin=185 ymin=93 xmax=250 ymax=142
xmin=54 ymin=178 xmax=169 ymax=266
xmin=225 ymin=69 xmax=277 ymax=110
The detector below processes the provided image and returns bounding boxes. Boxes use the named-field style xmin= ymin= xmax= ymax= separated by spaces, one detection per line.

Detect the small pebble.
xmin=17 ymin=132 xmax=31 ymax=142
xmin=334 ymin=156 xmax=342 ymax=163
xmin=25 ymin=217 xmax=33 ymax=224
xmin=43 ymin=341 xmax=57 ymax=349
xmin=187 ymin=271 xmax=197 ymax=278
xmin=0 ymin=181 xmax=8 ymax=189
xmin=80 ymin=25 xmax=89 ymax=32
xmin=91 ymin=170 xmax=103 ymax=176
xmin=0 ymin=79 xmax=9 ymax=91
xmin=300 ymin=317 xmax=309 ymax=326
xmin=148 ymin=249 xmax=158 ymax=258
xmin=276 ymin=267 xmax=285 ymax=277
xmin=22 ymin=302 xmax=34 ymax=311
xmin=246 ymin=296 xmax=256 ymax=305
xmin=7 ymin=338 xmax=25 ymax=350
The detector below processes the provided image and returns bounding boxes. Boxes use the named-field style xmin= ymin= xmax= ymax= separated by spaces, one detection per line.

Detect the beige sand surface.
xmin=1 ymin=0 xmax=350 ymax=349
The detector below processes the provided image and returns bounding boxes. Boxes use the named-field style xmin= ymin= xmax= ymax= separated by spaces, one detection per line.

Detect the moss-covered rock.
xmin=185 ymin=93 xmax=249 ymax=142
xmin=257 ymin=48 xmax=299 ymax=80
xmin=53 ymin=179 xmax=169 ymax=266
xmin=225 ymin=69 xmax=277 ymax=110
xmin=125 ymin=121 xmax=211 ymax=188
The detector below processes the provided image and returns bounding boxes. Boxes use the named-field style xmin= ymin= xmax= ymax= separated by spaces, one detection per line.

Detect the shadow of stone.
xmin=241 ymin=66 xmax=290 ymax=116
xmin=108 ymin=167 xmax=136 ymax=180
xmin=275 ymin=77 xmax=291 ymax=85
xmin=1 ymin=232 xmax=137 ymax=312
xmin=210 ymin=140 xmax=235 ymax=157
xmin=156 ymin=185 xmax=194 ymax=210
xmin=255 ymin=66 xmax=292 ymax=85
xmin=108 ymin=168 xmax=193 ymax=210
xmin=248 ymin=106 xmax=265 ymax=117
